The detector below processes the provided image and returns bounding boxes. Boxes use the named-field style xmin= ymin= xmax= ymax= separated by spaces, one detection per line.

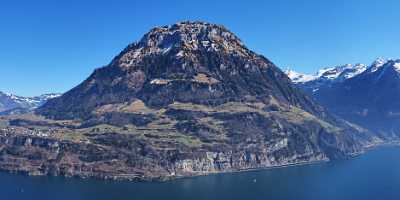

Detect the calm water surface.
xmin=1 ymin=147 xmax=399 ymax=200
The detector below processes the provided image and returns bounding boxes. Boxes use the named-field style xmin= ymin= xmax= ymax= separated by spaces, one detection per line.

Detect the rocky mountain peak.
xmin=139 ymin=21 xmax=244 ymax=49
xmin=368 ymin=57 xmax=387 ymax=72
xmin=364 ymin=58 xmax=400 ymax=77
xmin=316 ymin=63 xmax=367 ymax=81
xmin=381 ymin=59 xmax=400 ymax=72
xmin=37 ymin=21 xmax=321 ymax=120
xmin=113 ymin=21 xmax=255 ymax=70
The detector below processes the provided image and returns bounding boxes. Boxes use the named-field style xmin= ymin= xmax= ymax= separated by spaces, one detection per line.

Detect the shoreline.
xmin=1 ymin=139 xmax=399 ymax=183
xmin=169 ymin=139 xmax=400 ymax=182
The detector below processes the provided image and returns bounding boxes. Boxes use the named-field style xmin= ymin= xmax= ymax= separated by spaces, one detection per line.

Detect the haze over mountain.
xmin=0 ymin=92 xmax=60 ymax=114
xmin=0 ymin=22 xmax=378 ymax=181
xmin=286 ymin=58 xmax=400 ymax=138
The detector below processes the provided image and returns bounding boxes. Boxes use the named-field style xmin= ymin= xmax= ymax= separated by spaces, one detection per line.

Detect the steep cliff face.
xmin=0 ymin=22 xmax=378 ymax=181
xmin=1 ymin=134 xmax=326 ymax=181
xmin=0 ymin=119 xmax=372 ymax=181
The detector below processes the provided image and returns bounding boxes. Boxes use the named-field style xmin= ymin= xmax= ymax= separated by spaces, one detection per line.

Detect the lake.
xmin=1 ymin=146 xmax=399 ymax=200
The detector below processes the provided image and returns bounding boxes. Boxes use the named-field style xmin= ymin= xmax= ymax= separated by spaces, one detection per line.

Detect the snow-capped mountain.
xmin=284 ymin=69 xmax=317 ymax=83
xmin=319 ymin=63 xmax=367 ymax=81
xmin=286 ymin=58 xmax=400 ymax=138
xmin=285 ymin=63 xmax=367 ymax=84
xmin=0 ymin=92 xmax=61 ymax=114
xmin=366 ymin=57 xmax=388 ymax=73
xmin=285 ymin=62 xmax=368 ymax=94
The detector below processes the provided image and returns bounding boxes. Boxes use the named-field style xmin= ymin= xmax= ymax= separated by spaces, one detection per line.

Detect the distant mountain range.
xmin=0 ymin=92 xmax=61 ymax=114
xmin=286 ymin=58 xmax=400 ymax=138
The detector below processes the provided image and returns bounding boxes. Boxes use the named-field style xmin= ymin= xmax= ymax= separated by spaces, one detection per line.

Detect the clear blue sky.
xmin=1 ymin=0 xmax=399 ymax=96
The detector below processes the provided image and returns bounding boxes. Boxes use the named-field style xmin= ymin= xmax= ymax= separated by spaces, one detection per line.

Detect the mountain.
xmin=286 ymin=58 xmax=400 ymax=138
xmin=0 ymin=22 xmax=376 ymax=181
xmin=0 ymin=92 xmax=61 ymax=114
xmin=38 ymin=22 xmax=324 ymax=120
xmin=285 ymin=63 xmax=367 ymax=93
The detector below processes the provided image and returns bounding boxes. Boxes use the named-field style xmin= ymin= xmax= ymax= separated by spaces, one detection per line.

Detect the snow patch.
xmin=393 ymin=62 xmax=400 ymax=73
xmin=150 ymin=79 xmax=170 ymax=85
xmin=161 ymin=45 xmax=172 ymax=54
xmin=201 ymin=40 xmax=210 ymax=47
xmin=176 ymin=50 xmax=184 ymax=57
xmin=284 ymin=69 xmax=317 ymax=83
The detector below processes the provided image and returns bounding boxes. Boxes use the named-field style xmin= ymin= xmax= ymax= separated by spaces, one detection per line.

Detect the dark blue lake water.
xmin=1 ymin=147 xmax=399 ymax=200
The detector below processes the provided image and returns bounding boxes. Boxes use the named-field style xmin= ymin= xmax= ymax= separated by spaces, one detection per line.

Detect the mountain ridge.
xmin=286 ymin=58 xmax=400 ymax=138
xmin=0 ymin=91 xmax=61 ymax=114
